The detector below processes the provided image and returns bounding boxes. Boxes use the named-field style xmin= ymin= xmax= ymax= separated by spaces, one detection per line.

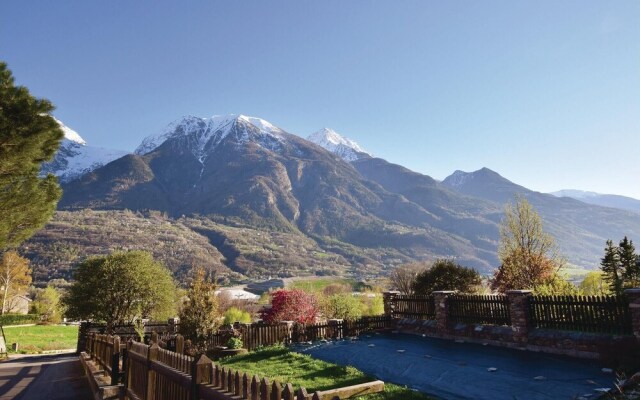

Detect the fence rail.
xmin=448 ymin=294 xmax=511 ymax=326
xmin=529 ymin=295 xmax=632 ymax=335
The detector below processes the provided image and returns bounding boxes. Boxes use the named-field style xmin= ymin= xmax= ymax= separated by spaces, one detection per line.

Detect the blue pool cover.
xmin=295 ymin=333 xmax=613 ymax=400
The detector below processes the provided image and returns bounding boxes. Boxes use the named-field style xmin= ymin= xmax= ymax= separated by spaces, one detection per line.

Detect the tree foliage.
xmin=491 ymin=196 xmax=563 ymax=292
xmin=412 ymin=259 xmax=481 ymax=295
xmin=579 ymin=271 xmax=610 ymax=296
xmin=63 ymin=251 xmax=176 ymax=331
xmin=620 ymin=236 xmax=639 ymax=288
xmin=178 ymin=266 xmax=221 ymax=350
xmin=600 ymin=237 xmax=639 ymax=294
xmin=388 ymin=263 xmax=423 ymax=294
xmin=260 ymin=289 xmax=318 ymax=324
xmin=223 ymin=306 xmax=251 ymax=325
xmin=0 ymin=62 xmax=63 ymax=249
xmin=321 ymin=294 xmax=363 ymax=321
xmin=31 ymin=285 xmax=64 ymax=324
xmin=0 ymin=250 xmax=32 ymax=314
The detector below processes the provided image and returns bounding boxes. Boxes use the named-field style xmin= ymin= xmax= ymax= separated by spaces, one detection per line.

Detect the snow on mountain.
xmin=135 ymin=114 xmax=286 ymax=161
xmin=552 ymin=189 xmax=601 ymax=199
xmin=55 ymin=117 xmax=86 ymax=145
xmin=443 ymin=170 xmax=473 ymax=187
xmin=307 ymin=128 xmax=371 ymax=161
xmin=41 ymin=119 xmax=128 ymax=182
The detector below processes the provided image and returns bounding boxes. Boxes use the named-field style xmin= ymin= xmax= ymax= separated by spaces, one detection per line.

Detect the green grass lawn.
xmin=219 ymin=346 xmax=431 ymax=400
xmin=3 ymin=325 xmax=78 ymax=354
xmin=288 ymin=277 xmax=356 ymax=293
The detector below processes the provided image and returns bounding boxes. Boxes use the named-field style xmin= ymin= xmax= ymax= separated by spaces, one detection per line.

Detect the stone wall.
xmin=386 ymin=289 xmax=640 ymax=363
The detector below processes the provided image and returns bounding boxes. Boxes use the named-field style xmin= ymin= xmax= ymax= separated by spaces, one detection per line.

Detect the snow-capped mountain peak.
xmin=53 ymin=117 xmax=86 ymax=145
xmin=41 ymin=118 xmax=128 ymax=182
xmin=307 ymin=128 xmax=370 ymax=161
xmin=134 ymin=114 xmax=285 ymax=158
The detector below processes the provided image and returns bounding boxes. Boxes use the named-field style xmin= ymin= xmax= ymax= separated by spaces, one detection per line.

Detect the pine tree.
xmin=600 ymin=240 xmax=623 ymax=295
xmin=619 ymin=236 xmax=639 ymax=288
xmin=0 ymin=62 xmax=63 ymax=249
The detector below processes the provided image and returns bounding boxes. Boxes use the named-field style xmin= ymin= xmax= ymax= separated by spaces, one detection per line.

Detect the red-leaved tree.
xmin=260 ymin=289 xmax=318 ymax=324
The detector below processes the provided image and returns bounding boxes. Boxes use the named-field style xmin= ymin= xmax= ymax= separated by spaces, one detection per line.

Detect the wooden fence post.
xmin=296 ymin=387 xmax=308 ymax=400
xmin=125 ymin=340 xmax=134 ymax=393
xmin=191 ymin=354 xmax=212 ymax=400
xmin=151 ymin=331 xmax=159 ymax=344
xmin=111 ymin=336 xmax=121 ymax=385
xmin=146 ymin=343 xmax=159 ymax=400
xmin=506 ymin=290 xmax=533 ymax=346
xmin=176 ymin=334 xmax=185 ymax=355
xmin=432 ymin=291 xmax=455 ymax=334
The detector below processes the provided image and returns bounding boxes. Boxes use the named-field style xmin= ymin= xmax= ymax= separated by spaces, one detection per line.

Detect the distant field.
xmin=287 ymin=277 xmax=356 ymax=292
xmin=3 ymin=325 xmax=78 ymax=354
xmin=220 ymin=346 xmax=432 ymax=399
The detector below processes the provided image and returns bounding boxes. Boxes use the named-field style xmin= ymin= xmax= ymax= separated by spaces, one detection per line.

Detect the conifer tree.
xmin=600 ymin=239 xmax=623 ymax=295
xmin=0 ymin=62 xmax=63 ymax=249
xmin=178 ymin=266 xmax=221 ymax=352
xmin=619 ymin=236 xmax=639 ymax=288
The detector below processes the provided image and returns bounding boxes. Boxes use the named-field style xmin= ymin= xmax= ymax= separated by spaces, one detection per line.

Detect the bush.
xmin=226 ymin=337 xmax=243 ymax=349
xmin=260 ymin=289 xmax=319 ymax=324
xmin=0 ymin=314 xmax=40 ymax=325
xmin=322 ymin=294 xmax=363 ymax=320
xmin=223 ymin=307 xmax=252 ymax=325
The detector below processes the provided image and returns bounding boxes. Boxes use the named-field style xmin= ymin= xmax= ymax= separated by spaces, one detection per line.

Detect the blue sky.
xmin=2 ymin=1 xmax=639 ymax=198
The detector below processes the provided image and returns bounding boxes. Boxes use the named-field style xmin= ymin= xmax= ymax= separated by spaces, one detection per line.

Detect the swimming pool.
xmin=295 ymin=332 xmax=613 ymax=400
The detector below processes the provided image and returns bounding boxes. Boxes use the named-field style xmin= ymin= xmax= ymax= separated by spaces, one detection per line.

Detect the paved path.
xmin=0 ymin=352 xmax=92 ymax=400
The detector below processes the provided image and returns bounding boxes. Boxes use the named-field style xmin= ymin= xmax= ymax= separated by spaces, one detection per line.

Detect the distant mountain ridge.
xmin=36 ymin=113 xmax=640 ymax=279
xmin=551 ymin=189 xmax=640 ymax=214
xmin=442 ymin=169 xmax=640 ymax=267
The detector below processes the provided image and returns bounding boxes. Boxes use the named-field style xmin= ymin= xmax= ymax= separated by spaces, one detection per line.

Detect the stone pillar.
xmin=432 ymin=291 xmax=455 ymax=333
xmin=625 ymin=288 xmax=640 ymax=342
xmin=383 ymin=291 xmax=400 ymax=318
xmin=506 ymin=290 xmax=533 ymax=346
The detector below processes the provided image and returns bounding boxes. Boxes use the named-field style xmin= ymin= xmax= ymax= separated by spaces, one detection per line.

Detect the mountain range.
xmin=25 ymin=114 xmax=640 ymax=283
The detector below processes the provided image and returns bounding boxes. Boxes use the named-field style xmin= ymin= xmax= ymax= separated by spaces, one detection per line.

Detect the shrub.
xmin=260 ymin=289 xmax=318 ymax=324
xmin=223 ymin=307 xmax=252 ymax=325
xmin=322 ymin=294 xmax=363 ymax=321
xmin=226 ymin=337 xmax=243 ymax=349
xmin=0 ymin=314 xmax=40 ymax=325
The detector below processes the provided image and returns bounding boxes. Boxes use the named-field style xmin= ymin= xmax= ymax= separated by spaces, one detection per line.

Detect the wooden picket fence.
xmin=529 ymin=295 xmax=633 ymax=335
xmin=205 ymin=316 xmax=394 ymax=351
xmin=86 ymin=333 xmax=123 ymax=385
xmin=447 ymin=294 xmax=511 ymax=326
xmin=122 ymin=339 xmax=384 ymax=400
xmin=207 ymin=323 xmax=293 ymax=351
xmin=391 ymin=295 xmax=435 ymax=319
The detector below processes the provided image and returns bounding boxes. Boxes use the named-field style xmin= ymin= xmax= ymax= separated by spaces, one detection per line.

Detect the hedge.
xmin=0 ymin=314 xmax=40 ymax=326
